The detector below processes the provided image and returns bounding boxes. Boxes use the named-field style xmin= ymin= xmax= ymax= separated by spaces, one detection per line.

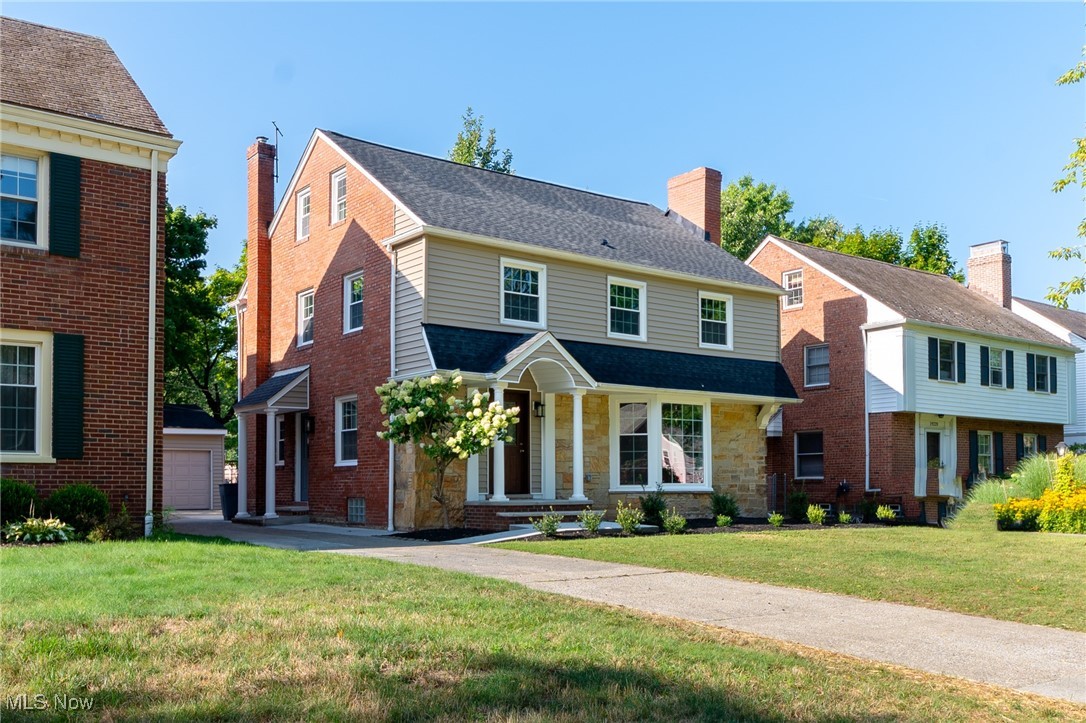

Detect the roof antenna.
xmin=271 ymin=121 xmax=284 ymax=183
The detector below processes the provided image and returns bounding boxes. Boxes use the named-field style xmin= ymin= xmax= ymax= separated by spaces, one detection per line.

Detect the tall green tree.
xmin=904 ymin=223 xmax=962 ymax=280
xmin=719 ymin=175 xmax=795 ymax=259
xmin=1048 ymin=50 xmax=1086 ymax=308
xmin=164 ymin=204 xmax=216 ymax=378
xmin=448 ymin=107 xmax=514 ymax=174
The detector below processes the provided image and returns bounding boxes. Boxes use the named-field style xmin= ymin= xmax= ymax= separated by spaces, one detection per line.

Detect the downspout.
xmin=144 ymin=150 xmax=160 ymax=536
xmin=387 ymin=248 xmax=398 ymax=531
xmin=862 ymin=326 xmax=876 ymax=493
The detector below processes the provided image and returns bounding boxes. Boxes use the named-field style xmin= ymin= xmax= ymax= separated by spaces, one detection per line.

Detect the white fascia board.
xmin=267 ymin=130 xmax=320 ymax=238
xmin=593 ymin=381 xmax=801 ymax=405
xmin=491 ymin=333 xmax=598 ymax=388
xmin=1010 ymin=299 xmax=1074 ymax=343
xmin=753 ymin=235 xmax=873 ymax=300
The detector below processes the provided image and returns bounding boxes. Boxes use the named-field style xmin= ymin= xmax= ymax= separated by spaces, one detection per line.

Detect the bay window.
xmin=610 ymin=396 xmax=711 ymax=490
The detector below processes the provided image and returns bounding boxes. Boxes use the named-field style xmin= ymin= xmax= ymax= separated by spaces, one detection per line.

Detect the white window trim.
xmin=607 ymin=276 xmax=648 ymax=342
xmin=988 ymin=347 xmax=1005 ymax=389
xmin=295 ymin=186 xmax=311 ymax=241
xmin=977 ymin=430 xmax=994 ymax=477
xmin=937 ymin=338 xmax=957 ymax=383
xmin=275 ymin=414 xmax=285 ymax=466
xmin=0 ymin=149 xmax=49 ymax=251
xmin=500 ymin=257 xmax=547 ymax=330
xmin=1022 ymin=433 xmax=1038 ymax=457
xmin=297 ymin=289 xmax=315 ymax=347
xmin=698 ymin=290 xmax=734 ymax=350
xmin=794 ymin=430 xmax=824 ymax=480
xmin=608 ymin=393 xmax=713 ymax=492
xmin=782 ymin=269 xmax=803 ymax=310
xmin=804 ymin=344 xmax=830 ymax=388
xmin=343 ymin=271 xmax=364 ymax=334
xmin=330 ymin=168 xmax=347 ymax=225
xmin=1034 ymin=354 xmax=1050 ymax=393
xmin=334 ymin=394 xmax=359 ymax=466
xmin=0 ymin=328 xmax=53 ymax=463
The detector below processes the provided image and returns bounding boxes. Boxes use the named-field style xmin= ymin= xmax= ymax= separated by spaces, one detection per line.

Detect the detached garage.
xmin=164 ymin=404 xmax=227 ymax=510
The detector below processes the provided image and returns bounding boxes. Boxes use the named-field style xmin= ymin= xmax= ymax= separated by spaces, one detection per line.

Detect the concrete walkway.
xmin=173 ymin=513 xmax=1086 ymax=704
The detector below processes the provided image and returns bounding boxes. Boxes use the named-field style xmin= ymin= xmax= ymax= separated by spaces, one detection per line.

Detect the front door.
xmin=917 ymin=414 xmax=953 ymax=497
xmin=500 ymin=390 xmax=531 ymax=495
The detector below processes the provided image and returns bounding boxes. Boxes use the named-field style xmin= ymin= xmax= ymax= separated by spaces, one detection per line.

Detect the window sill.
xmin=330 ymin=219 xmax=347 ymax=229
xmin=699 ymin=342 xmax=733 ymax=351
xmin=0 ymin=239 xmax=47 ymax=252
xmin=794 ymin=476 xmax=824 ymax=482
xmin=804 ymin=383 xmax=830 ymax=389
xmin=609 ymin=485 xmax=713 ymax=494
xmin=297 ymin=341 xmax=313 ymax=349
xmin=343 ymin=327 xmax=364 ymax=336
xmin=0 ymin=452 xmax=56 ymax=464
xmin=500 ymin=318 xmax=546 ymax=331
xmin=607 ymin=332 xmax=647 ymax=343
xmin=295 ymin=236 xmax=310 ymax=244
xmin=335 ymin=460 xmax=358 ymax=467
xmin=782 ymin=304 xmax=803 ymax=312
xmin=275 ymin=462 xmax=285 ymax=467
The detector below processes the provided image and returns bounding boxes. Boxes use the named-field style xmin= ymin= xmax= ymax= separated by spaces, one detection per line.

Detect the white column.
xmin=491 ymin=384 xmax=508 ymax=501
xmin=543 ymin=392 xmax=556 ymax=498
xmin=466 ymin=454 xmax=481 ymax=502
xmin=235 ymin=413 xmax=249 ymax=518
xmin=294 ymin=412 xmax=303 ymax=501
xmin=570 ymin=389 xmax=587 ymax=501
xmin=264 ymin=410 xmax=278 ymax=518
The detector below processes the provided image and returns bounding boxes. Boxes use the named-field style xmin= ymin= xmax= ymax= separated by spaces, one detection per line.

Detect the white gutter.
xmin=144 ymin=150 xmax=159 ymax=536
xmin=387 ymin=248 xmax=398 ymax=531
xmin=861 ymin=317 xmax=1076 ymax=354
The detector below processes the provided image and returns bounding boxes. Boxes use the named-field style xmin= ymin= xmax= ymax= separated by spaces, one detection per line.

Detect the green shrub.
xmin=768 ymin=511 xmax=785 ymax=527
xmin=875 ymin=505 xmax=898 ymax=523
xmin=837 ymin=510 xmax=853 ymax=525
xmin=530 ymin=508 xmax=564 ymax=538
xmin=87 ymin=503 xmax=140 ymax=542
xmin=786 ymin=490 xmax=809 ymax=521
xmin=661 ymin=508 xmax=687 ymax=535
xmin=639 ymin=487 xmax=667 ymax=528
xmin=710 ymin=492 xmax=740 ymax=520
xmin=1011 ymin=454 xmax=1056 ymax=499
xmin=2 ymin=516 xmax=74 ymax=543
xmin=806 ymin=504 xmax=826 ymax=525
xmin=45 ymin=484 xmax=110 ymax=536
xmin=715 ymin=514 xmax=733 ymax=528
xmin=576 ymin=508 xmax=603 ymax=536
xmin=615 ymin=500 xmax=645 ymax=534
xmin=0 ymin=478 xmax=38 ymax=526
xmin=858 ymin=499 xmax=878 ymax=523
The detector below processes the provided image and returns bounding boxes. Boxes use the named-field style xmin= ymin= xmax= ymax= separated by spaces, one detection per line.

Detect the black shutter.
xmin=49 ymin=153 xmax=81 ymax=258
xmin=1006 ymin=350 xmax=1015 ymax=389
xmin=1026 ymin=354 xmax=1035 ymax=391
xmin=968 ymin=430 xmax=979 ymax=483
xmin=980 ymin=346 xmax=990 ymax=387
xmin=1016 ymin=433 xmax=1025 ymax=461
xmin=52 ymin=333 xmax=84 ymax=459
xmin=994 ymin=432 xmax=1004 ymax=475
xmin=1050 ymin=356 xmax=1058 ymax=394
xmin=956 ymin=342 xmax=966 ymax=384
xmin=1038 ymin=435 xmax=1048 ymax=453
xmin=927 ymin=337 xmax=938 ymax=380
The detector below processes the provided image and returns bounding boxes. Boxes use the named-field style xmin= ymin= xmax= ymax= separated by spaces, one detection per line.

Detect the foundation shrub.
xmin=786 ymin=490 xmax=809 ymax=521
xmin=639 ymin=487 xmax=666 ymax=528
xmin=44 ymin=484 xmax=109 ymax=537
xmin=709 ymin=492 xmax=740 ymax=520
xmin=0 ymin=479 xmax=38 ymax=526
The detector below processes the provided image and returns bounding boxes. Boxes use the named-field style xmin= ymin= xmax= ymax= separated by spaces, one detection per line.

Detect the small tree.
xmin=376 ymin=372 xmax=520 ymax=528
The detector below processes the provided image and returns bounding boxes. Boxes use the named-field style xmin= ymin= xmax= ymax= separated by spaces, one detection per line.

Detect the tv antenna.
xmin=271 ymin=121 xmax=284 ymax=183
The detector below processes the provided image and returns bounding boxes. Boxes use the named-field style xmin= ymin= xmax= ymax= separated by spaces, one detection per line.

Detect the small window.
xmin=1035 ymin=354 xmax=1050 ymax=392
xmin=782 ymin=270 xmax=803 ymax=309
xmin=0 ymin=343 xmax=39 ymax=453
xmin=795 ymin=431 xmax=824 ymax=479
xmin=297 ymin=290 xmax=315 ymax=346
xmin=699 ymin=292 xmax=732 ymax=348
xmin=346 ymin=497 xmax=366 ymax=523
xmin=804 ymin=344 xmax=830 ymax=387
xmin=938 ymin=339 xmax=956 ymax=382
xmin=1022 ymin=433 xmax=1038 ymax=458
xmin=608 ymin=278 xmax=646 ymax=340
xmin=335 ymin=396 xmax=358 ymax=465
xmin=501 ymin=259 xmax=545 ymax=328
xmin=660 ymin=403 xmax=705 ymax=485
xmin=926 ymin=431 xmax=941 ymax=469
xmin=343 ymin=272 xmax=363 ymax=333
xmin=330 ymin=169 xmax=347 ymax=224
xmin=296 ymin=188 xmax=311 ymax=240
xmin=977 ymin=431 xmax=993 ymax=478
xmin=988 ymin=348 xmax=1004 ymax=388
xmin=1 ymin=153 xmax=42 ymax=248
xmin=617 ymin=401 xmax=649 ymax=486
xmin=275 ymin=414 xmax=285 ymax=465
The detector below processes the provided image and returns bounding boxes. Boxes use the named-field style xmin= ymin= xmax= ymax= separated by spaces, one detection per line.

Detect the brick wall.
xmin=1 ymin=158 xmax=165 ymax=513
xmin=666 ymin=168 xmax=722 ymax=246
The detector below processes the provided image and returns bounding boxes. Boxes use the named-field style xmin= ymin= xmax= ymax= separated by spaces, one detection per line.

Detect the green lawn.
xmin=498 ymin=508 xmax=1086 ymax=632
xmin=2 ymin=536 xmax=1081 ymax=721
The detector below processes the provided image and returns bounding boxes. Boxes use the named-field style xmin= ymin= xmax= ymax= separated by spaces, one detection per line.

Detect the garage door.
xmin=164 ymin=450 xmax=212 ymax=510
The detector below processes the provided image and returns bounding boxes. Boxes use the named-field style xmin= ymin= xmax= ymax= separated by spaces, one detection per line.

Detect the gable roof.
xmin=320 ymin=130 xmax=777 ymax=290
xmin=0 ymin=17 xmax=170 ymax=136
xmin=1014 ymin=297 xmax=1086 ymax=340
xmin=760 ymin=236 xmax=1074 ymax=350
xmin=164 ymin=404 xmax=224 ymax=430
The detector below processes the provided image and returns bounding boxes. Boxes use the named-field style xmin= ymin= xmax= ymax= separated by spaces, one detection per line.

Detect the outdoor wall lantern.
xmin=1055 ymin=441 xmax=1069 ymax=457
xmin=304 ymin=415 xmax=316 ymax=435
xmin=533 ymin=401 xmax=545 ymax=418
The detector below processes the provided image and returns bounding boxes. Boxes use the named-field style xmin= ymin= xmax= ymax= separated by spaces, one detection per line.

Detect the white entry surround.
xmin=914 ymin=413 xmax=961 ymax=498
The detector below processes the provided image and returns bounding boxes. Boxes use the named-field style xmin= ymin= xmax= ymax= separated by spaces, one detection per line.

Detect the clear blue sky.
xmin=9 ymin=2 xmax=1084 ymax=305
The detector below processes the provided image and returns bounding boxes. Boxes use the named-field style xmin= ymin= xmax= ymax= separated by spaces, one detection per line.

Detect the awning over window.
xmin=235 ymin=367 xmax=310 ymax=413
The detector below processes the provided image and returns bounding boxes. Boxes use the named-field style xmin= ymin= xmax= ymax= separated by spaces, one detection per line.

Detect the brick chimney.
xmin=667 ymin=167 xmax=722 ymax=246
xmin=245 ymin=136 xmax=276 ymax=390
xmin=966 ymin=240 xmax=1012 ymax=309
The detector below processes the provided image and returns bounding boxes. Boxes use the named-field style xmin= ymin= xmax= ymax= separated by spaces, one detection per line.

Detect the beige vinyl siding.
xmin=394 ymin=204 xmax=419 ymax=236
xmin=274 ymin=379 xmax=309 ymax=410
xmin=163 ymin=433 xmax=225 ymax=510
xmin=394 ymin=238 xmax=431 ymax=375
xmin=425 ymin=237 xmax=780 ymax=361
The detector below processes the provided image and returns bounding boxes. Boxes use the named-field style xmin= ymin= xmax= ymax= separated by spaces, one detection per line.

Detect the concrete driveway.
xmin=173 ymin=513 xmax=1086 ymax=704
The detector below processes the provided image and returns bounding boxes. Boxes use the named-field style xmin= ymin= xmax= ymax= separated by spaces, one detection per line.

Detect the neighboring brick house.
xmin=235 ymin=129 xmax=798 ymax=530
xmin=0 ymin=18 xmax=180 ymax=530
xmin=747 ymin=236 xmax=1077 ymax=523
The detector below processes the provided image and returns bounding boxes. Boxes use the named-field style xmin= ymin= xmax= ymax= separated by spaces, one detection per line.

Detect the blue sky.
xmin=9 ymin=2 xmax=1084 ymax=305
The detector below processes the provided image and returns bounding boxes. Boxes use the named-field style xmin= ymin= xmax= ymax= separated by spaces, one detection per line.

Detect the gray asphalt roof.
xmin=164 ymin=404 xmax=224 ymax=430
xmin=235 ymin=368 xmax=308 ymax=411
xmin=1014 ymin=297 xmax=1086 ymax=340
xmin=322 ymin=130 xmax=778 ymax=290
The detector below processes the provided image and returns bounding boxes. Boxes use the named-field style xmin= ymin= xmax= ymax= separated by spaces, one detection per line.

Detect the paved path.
xmin=174 ymin=514 xmax=1086 ymax=704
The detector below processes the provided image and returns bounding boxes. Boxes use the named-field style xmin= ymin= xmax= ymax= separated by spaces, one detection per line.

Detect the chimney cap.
xmin=969 ymin=240 xmax=1009 ymax=258
xmin=255 ymin=135 xmax=269 ymax=144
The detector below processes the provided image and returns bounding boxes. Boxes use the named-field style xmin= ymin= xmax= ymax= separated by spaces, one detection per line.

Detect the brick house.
xmin=747 ymin=236 xmax=1077 ymax=523
xmin=235 ymin=130 xmax=798 ymax=530
xmin=0 ymin=18 xmax=180 ymax=530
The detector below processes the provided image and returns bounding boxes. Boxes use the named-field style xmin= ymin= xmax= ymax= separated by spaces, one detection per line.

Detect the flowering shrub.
xmin=661 ymin=507 xmax=687 ymax=535
xmin=530 ymin=508 xmax=564 ymax=538
xmin=993 ymin=498 xmax=1043 ymax=530
xmin=577 ymin=508 xmax=604 ymax=535
xmin=995 ymin=454 xmax=1086 ymax=534
xmin=837 ymin=511 xmax=853 ymax=525
xmin=3 ymin=516 xmax=74 ymax=543
xmin=806 ymin=504 xmax=826 ymax=525
xmin=615 ymin=500 xmax=644 ymax=534
xmin=715 ymin=514 xmax=733 ymax=528
xmin=875 ymin=505 xmax=898 ymax=523
xmin=768 ymin=511 xmax=785 ymax=527
xmin=376 ymin=371 xmax=520 ymax=528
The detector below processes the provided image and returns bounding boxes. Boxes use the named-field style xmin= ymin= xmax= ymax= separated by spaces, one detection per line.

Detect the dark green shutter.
xmin=1026 ymin=354 xmax=1035 ymax=391
xmin=49 ymin=153 xmax=81 ymax=258
xmin=956 ymin=342 xmax=966 ymax=384
xmin=52 ymin=333 xmax=84 ymax=459
xmin=927 ymin=337 xmax=938 ymax=380
xmin=1049 ymin=357 xmax=1058 ymax=394
xmin=1006 ymin=350 xmax=1015 ymax=389
xmin=980 ymin=346 xmax=989 ymax=387
xmin=968 ymin=430 xmax=979 ymax=483
xmin=1016 ymin=433 xmax=1024 ymax=461
xmin=994 ymin=432 xmax=1004 ymax=475
xmin=1038 ymin=435 xmax=1048 ymax=453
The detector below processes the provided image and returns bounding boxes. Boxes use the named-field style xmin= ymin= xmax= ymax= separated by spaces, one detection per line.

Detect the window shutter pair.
xmin=980 ymin=346 xmax=989 ymax=387
xmin=49 ymin=153 xmax=81 ymax=258
xmin=926 ymin=338 xmax=966 ymax=383
xmin=53 ymin=334 xmax=84 ymax=459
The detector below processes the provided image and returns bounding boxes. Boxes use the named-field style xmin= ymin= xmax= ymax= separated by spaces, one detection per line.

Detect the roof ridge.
xmin=321 ymin=128 xmax=656 ymax=208
xmin=771 ymin=235 xmax=953 ymax=280
xmin=1 ymin=15 xmax=108 ymax=43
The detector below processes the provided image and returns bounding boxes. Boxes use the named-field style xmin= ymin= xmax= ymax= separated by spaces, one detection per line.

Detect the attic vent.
xmin=347 ymin=497 xmax=366 ymax=524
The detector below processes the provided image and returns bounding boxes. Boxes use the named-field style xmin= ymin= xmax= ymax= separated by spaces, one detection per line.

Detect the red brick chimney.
xmin=245 ymin=136 xmax=276 ymax=389
xmin=966 ymin=240 xmax=1012 ymax=309
xmin=667 ymin=167 xmax=722 ymax=246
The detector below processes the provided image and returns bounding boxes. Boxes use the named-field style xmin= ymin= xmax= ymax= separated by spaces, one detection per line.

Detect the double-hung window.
xmin=608 ymin=277 xmax=646 ymax=340
xmin=804 ymin=344 xmax=830 ymax=387
xmin=335 ymin=396 xmax=358 ymax=465
xmin=296 ymin=187 xmax=311 ymax=240
xmin=938 ymin=339 xmax=956 ymax=381
xmin=660 ymin=403 xmax=705 ymax=485
xmin=1 ymin=153 xmax=43 ymax=248
xmin=297 ymin=289 xmax=315 ymax=346
xmin=988 ymin=348 xmax=1004 ymax=387
xmin=698 ymin=292 xmax=732 ymax=349
xmin=275 ymin=414 xmax=285 ymax=465
xmin=782 ymin=270 xmax=803 ymax=309
xmin=1022 ymin=433 xmax=1038 ymax=458
xmin=976 ymin=431 xmax=994 ymax=478
xmin=0 ymin=343 xmax=40 ymax=454
xmin=500 ymin=259 xmax=545 ymax=328
xmin=611 ymin=397 xmax=712 ymax=490
xmin=1035 ymin=354 xmax=1050 ymax=392
xmin=616 ymin=402 xmax=649 ymax=487
xmin=795 ymin=431 xmax=824 ymax=479
xmin=330 ymin=169 xmax=347 ymax=224
xmin=343 ymin=272 xmax=363 ymax=333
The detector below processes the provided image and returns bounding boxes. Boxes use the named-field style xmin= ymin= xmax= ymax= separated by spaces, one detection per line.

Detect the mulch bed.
xmin=389 ymin=527 xmax=490 ymax=542
xmin=514 ymin=517 xmax=890 ymax=541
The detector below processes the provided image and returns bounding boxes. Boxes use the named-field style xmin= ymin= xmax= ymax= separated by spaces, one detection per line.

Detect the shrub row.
xmin=1 ymin=479 xmax=137 ymax=543
xmin=994 ymin=455 xmax=1086 ymax=534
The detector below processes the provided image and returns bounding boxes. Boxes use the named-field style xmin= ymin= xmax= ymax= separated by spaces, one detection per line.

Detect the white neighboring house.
xmin=1012 ymin=298 xmax=1086 ymax=445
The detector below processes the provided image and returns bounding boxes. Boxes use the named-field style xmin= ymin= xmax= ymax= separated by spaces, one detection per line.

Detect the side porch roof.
xmin=235 ymin=366 xmax=310 ymax=413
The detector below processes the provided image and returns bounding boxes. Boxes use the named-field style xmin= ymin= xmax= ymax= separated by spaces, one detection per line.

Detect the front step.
xmin=232 ymin=512 xmax=310 ymax=526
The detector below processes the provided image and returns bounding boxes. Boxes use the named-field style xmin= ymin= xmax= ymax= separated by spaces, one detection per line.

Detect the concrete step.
xmin=232 ymin=514 xmax=311 ymax=527
xmin=497 ymin=509 xmax=607 ymax=519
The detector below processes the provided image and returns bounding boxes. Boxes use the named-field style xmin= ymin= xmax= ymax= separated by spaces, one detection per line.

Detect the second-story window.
xmin=699 ymin=292 xmax=732 ymax=349
xmin=330 ymin=169 xmax=347 ymax=223
xmin=782 ymin=270 xmax=803 ymax=309
xmin=1 ymin=153 xmax=40 ymax=247
xmin=343 ymin=271 xmax=363 ymax=333
xmin=804 ymin=344 xmax=830 ymax=387
xmin=988 ymin=348 xmax=1003 ymax=387
xmin=608 ymin=277 xmax=646 ymax=341
xmin=298 ymin=289 xmax=315 ymax=346
xmin=501 ymin=259 xmax=545 ymax=328
xmin=1033 ymin=354 xmax=1050 ymax=393
xmin=938 ymin=339 xmax=956 ymax=382
xmin=296 ymin=187 xmax=311 ymax=240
